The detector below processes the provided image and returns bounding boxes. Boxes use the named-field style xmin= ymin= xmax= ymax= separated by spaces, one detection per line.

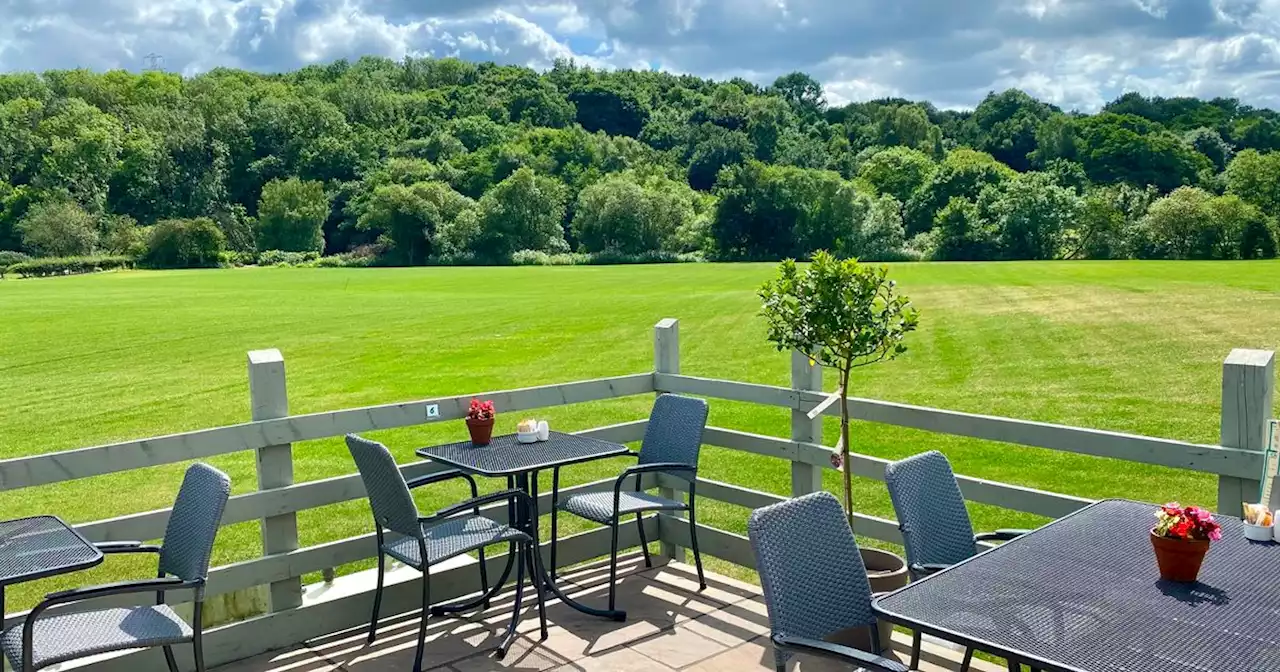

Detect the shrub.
xmin=0 ymin=250 xmax=30 ymax=269
xmin=258 ymin=250 xmax=320 ymax=267
xmin=6 ymin=255 xmax=133 ymax=277
xmin=99 ymin=214 xmax=147 ymax=257
xmin=144 ymin=218 xmax=226 ymax=268
xmin=18 ymin=201 xmax=99 ymax=257
xmin=315 ymin=252 xmax=375 ymax=268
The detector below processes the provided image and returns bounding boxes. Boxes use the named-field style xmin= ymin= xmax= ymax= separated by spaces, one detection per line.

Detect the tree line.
xmin=2 ymin=58 xmax=1280 ymax=271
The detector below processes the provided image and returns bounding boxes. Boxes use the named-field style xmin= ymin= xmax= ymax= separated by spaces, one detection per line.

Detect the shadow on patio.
xmin=213 ymin=553 xmax=996 ymax=672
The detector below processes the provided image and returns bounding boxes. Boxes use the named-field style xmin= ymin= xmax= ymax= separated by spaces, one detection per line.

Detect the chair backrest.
xmin=884 ymin=450 xmax=977 ymax=568
xmin=159 ymin=463 xmax=231 ymax=582
xmin=638 ymin=394 xmax=707 ymax=477
xmin=748 ymin=491 xmax=876 ymax=668
xmin=346 ymin=434 xmax=422 ymax=538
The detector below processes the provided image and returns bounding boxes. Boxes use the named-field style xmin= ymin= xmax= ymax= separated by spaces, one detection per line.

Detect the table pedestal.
xmin=430 ymin=472 xmax=626 ymax=623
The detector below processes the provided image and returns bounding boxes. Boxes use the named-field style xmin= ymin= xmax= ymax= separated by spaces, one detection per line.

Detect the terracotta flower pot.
xmin=466 ymin=416 xmax=494 ymax=446
xmin=1151 ymin=530 xmax=1210 ymax=582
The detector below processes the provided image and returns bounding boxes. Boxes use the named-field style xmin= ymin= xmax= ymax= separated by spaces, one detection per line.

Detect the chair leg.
xmin=608 ymin=516 xmax=621 ymax=612
xmin=477 ymin=547 xmax=490 ymax=610
xmin=163 ymin=646 xmax=180 ymax=672
xmin=635 ymin=512 xmax=653 ymax=568
xmin=369 ymin=551 xmax=385 ymax=643
xmin=413 ymin=567 xmax=430 ymax=672
xmin=687 ymin=501 xmax=706 ymax=590
xmin=1006 ymin=660 xmax=1020 ymax=672
xmin=193 ymin=599 xmax=206 ymax=672
xmin=960 ymin=647 xmax=974 ymax=672
xmin=910 ymin=630 xmax=922 ymax=670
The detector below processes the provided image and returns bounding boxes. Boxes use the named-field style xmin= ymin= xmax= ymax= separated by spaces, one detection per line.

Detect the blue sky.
xmin=3 ymin=0 xmax=1280 ymax=111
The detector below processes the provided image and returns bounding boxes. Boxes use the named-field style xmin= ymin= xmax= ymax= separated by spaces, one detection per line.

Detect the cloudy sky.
xmin=3 ymin=0 xmax=1280 ymax=111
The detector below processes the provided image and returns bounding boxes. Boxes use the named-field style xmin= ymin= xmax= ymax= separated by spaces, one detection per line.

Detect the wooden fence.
xmin=0 ymin=318 xmax=1272 ymax=671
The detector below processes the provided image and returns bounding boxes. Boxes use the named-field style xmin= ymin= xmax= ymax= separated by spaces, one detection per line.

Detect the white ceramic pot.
xmin=1244 ymin=522 xmax=1273 ymax=542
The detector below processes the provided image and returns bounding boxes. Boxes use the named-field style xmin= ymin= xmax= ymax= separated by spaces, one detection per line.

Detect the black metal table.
xmin=873 ymin=499 xmax=1280 ymax=672
xmin=0 ymin=516 xmax=103 ymax=616
xmin=416 ymin=431 xmax=631 ymax=620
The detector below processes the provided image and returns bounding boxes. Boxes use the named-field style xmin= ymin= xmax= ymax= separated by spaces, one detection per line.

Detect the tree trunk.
xmin=840 ymin=367 xmax=853 ymax=530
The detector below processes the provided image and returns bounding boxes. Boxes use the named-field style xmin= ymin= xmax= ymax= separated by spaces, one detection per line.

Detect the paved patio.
xmin=213 ymin=553 xmax=999 ymax=672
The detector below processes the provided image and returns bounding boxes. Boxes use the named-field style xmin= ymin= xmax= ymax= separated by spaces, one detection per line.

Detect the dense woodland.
xmin=3 ymin=56 xmax=1280 ymax=272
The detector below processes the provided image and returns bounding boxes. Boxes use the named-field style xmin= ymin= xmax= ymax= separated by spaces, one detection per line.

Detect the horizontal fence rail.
xmin=654 ymin=373 xmax=1265 ymax=479
xmin=0 ymin=374 xmax=654 ymax=491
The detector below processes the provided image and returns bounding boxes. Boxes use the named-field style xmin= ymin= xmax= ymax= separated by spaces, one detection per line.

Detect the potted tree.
xmin=760 ymin=251 xmax=919 ymax=526
xmin=760 ymin=251 xmax=918 ymax=651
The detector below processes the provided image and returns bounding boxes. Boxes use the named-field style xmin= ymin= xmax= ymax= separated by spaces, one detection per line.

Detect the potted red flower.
xmin=1152 ymin=502 xmax=1222 ymax=582
xmin=465 ymin=399 xmax=496 ymax=446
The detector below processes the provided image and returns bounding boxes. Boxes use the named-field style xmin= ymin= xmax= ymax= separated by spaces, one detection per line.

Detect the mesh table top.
xmin=415 ymin=431 xmax=630 ymax=476
xmin=0 ymin=516 xmax=102 ymax=586
xmin=874 ymin=499 xmax=1280 ymax=672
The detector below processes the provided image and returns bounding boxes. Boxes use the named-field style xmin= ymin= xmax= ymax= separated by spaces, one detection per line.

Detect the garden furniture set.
xmin=0 ymin=398 xmax=1270 ymax=672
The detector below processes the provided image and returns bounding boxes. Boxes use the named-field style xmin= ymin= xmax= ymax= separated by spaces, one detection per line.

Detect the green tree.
xmin=572 ymin=172 xmax=697 ymax=255
xmin=978 ymin=172 xmax=1083 ymax=260
xmin=855 ymin=146 xmax=936 ymax=213
xmin=1185 ymin=127 xmax=1233 ymax=172
xmin=905 ymin=148 xmax=1015 ymax=235
xmin=770 ymin=72 xmax=825 ymax=117
xmin=1136 ymin=187 xmax=1243 ymax=259
xmin=476 ymin=167 xmax=568 ymax=258
xmin=256 ymin=177 xmax=329 ymax=253
xmin=687 ymin=126 xmax=755 ymax=191
xmin=357 ymin=181 xmax=476 ymax=264
xmin=932 ymin=196 xmax=994 ymax=261
xmin=1225 ymin=149 xmax=1280 ymax=214
xmin=568 ymin=84 xmax=648 ymax=138
xmin=969 ymin=89 xmax=1056 ymax=171
xmin=18 ymin=200 xmax=98 ymax=256
xmin=759 ymin=252 xmax=919 ymax=526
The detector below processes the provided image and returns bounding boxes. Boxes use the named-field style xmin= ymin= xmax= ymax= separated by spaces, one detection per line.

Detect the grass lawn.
xmin=2 ymin=261 xmax=1279 ymax=607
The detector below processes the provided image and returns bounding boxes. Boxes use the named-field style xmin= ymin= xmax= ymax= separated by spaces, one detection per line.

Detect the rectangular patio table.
xmin=0 ymin=516 xmax=103 ymax=616
xmin=872 ymin=499 xmax=1280 ymax=672
xmin=416 ymin=431 xmax=632 ymax=621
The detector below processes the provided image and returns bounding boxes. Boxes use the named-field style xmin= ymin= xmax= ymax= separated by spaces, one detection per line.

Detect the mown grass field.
xmin=2 ymin=261 xmax=1279 ymax=607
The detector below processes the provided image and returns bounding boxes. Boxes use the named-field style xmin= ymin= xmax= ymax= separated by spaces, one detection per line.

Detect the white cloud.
xmin=2 ymin=0 xmax=1280 ymax=111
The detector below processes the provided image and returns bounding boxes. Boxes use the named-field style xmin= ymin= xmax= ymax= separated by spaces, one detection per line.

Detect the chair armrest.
xmin=43 ymin=577 xmax=191 ymax=605
xmin=429 ymin=489 xmax=530 ymax=521
xmin=909 ymin=562 xmax=952 ymax=576
xmin=614 ymin=462 xmax=697 ymax=498
xmin=95 ymin=541 xmax=162 ymax=555
xmin=975 ymin=529 xmax=1031 ymax=542
xmin=406 ymin=469 xmax=477 ymax=492
xmin=772 ymin=635 xmax=909 ymax=672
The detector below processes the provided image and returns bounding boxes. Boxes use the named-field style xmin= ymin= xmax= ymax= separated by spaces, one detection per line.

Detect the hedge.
xmin=5 ymin=256 xmax=134 ymax=278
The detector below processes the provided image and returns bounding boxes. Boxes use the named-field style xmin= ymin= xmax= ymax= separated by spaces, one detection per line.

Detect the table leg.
xmin=519 ymin=471 xmax=626 ymax=622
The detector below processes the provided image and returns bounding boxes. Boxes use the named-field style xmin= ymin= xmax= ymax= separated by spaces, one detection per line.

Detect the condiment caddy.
xmin=517 ymin=418 xmax=551 ymax=444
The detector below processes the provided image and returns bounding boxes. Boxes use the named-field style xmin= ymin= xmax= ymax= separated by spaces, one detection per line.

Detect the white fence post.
xmin=248 ymin=349 xmax=303 ymax=612
xmin=791 ymin=351 xmax=824 ymax=497
xmin=654 ymin=318 xmax=687 ymax=563
xmin=1219 ymin=349 xmax=1275 ymax=515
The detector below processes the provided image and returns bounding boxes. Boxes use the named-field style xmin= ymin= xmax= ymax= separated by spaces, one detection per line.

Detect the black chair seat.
xmin=383 ymin=516 xmax=529 ymax=568
xmin=558 ymin=491 xmax=686 ymax=524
